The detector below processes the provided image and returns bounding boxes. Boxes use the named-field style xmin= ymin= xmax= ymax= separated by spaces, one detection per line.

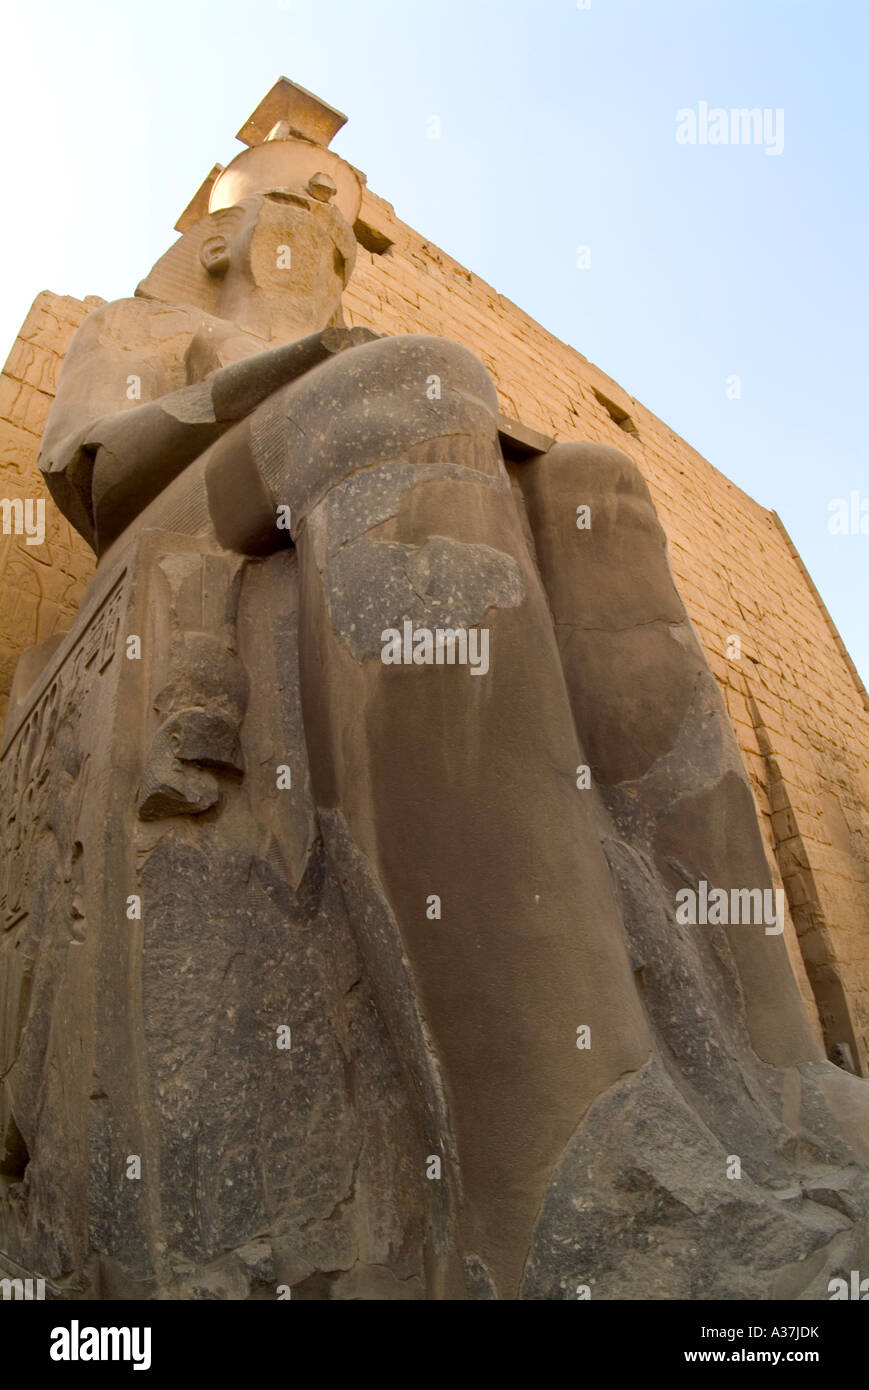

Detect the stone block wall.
xmin=0 ymin=292 xmax=103 ymax=716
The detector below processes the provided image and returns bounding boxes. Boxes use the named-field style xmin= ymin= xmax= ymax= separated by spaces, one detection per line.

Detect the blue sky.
xmin=1 ymin=0 xmax=866 ymax=681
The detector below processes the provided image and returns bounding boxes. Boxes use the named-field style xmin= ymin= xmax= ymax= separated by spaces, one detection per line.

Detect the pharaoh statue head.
xmin=135 ymin=77 xmax=364 ymax=341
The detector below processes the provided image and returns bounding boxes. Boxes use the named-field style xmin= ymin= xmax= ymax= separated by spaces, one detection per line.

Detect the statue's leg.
xmin=207 ymin=336 xmax=653 ymax=1298
xmin=515 ymin=441 xmax=822 ymax=1069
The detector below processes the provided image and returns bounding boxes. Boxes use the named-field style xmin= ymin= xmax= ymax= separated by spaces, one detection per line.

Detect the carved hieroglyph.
xmin=1 ymin=79 xmax=868 ymax=1300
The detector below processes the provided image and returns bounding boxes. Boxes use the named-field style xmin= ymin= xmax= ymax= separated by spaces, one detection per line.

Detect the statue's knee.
xmin=295 ymin=333 xmax=501 ymax=500
xmin=346 ymin=332 xmax=499 ymax=433
xmin=526 ymin=440 xmax=663 ymax=544
xmin=207 ymin=334 xmax=501 ymax=554
xmin=545 ymin=441 xmax=651 ymax=503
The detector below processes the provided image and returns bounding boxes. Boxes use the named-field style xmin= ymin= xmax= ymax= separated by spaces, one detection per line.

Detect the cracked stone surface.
xmin=325 ymin=535 xmax=524 ymax=661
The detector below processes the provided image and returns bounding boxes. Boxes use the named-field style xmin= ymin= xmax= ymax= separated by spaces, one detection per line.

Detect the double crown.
xmin=175 ymin=76 xmax=364 ymax=232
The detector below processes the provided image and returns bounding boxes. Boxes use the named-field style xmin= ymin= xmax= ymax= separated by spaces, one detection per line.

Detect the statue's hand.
xmin=40 ymin=416 xmax=108 ymax=475
xmin=185 ymin=322 xmax=268 ymax=383
xmin=39 ymin=415 xmax=115 ymax=546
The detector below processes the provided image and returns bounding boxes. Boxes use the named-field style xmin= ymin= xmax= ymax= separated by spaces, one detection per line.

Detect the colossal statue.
xmin=1 ymin=79 xmax=867 ymax=1300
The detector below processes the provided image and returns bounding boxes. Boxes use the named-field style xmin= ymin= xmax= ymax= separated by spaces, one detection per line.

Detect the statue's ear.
xmin=200 ymin=235 xmax=231 ymax=277
xmin=135 ymin=203 xmax=253 ymax=312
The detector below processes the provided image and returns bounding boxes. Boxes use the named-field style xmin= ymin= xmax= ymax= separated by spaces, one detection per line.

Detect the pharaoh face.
xmin=199 ymin=190 xmax=357 ymax=341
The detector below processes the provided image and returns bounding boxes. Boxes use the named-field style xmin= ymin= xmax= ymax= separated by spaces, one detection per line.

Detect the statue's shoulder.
xmin=72 ymin=295 xmax=207 ymax=353
xmin=43 ymin=298 xmax=216 ymax=464
xmin=54 ymin=297 xmax=219 ymax=410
